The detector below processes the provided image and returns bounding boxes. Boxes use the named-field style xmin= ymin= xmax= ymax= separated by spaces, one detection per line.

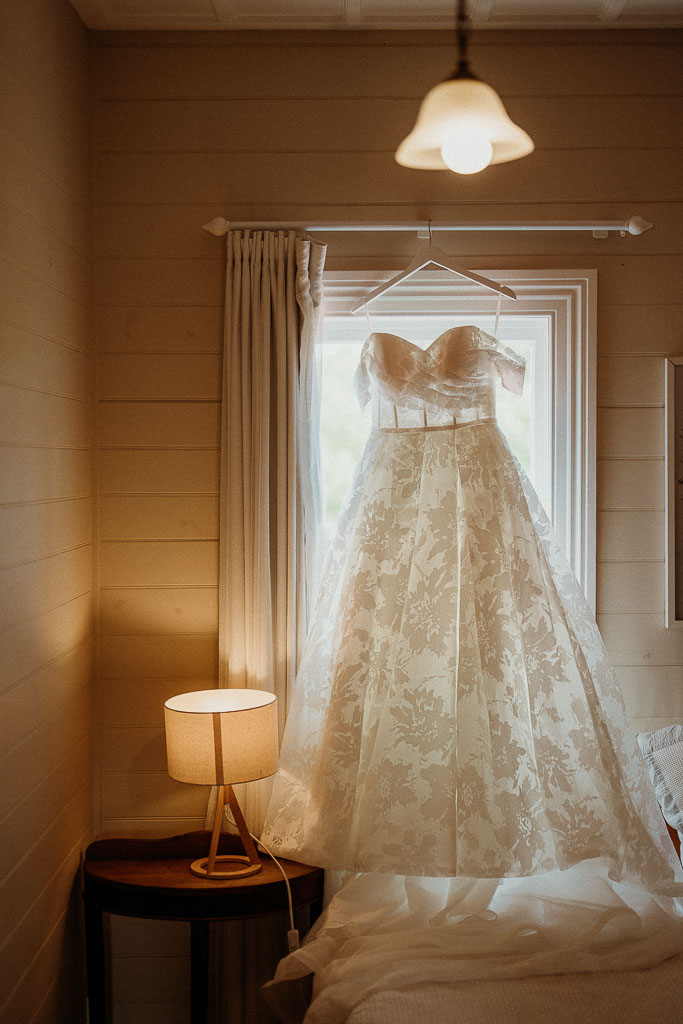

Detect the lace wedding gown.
xmin=260 ymin=326 xmax=682 ymax=1021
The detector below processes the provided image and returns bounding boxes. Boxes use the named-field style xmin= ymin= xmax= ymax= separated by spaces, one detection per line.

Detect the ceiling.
xmin=70 ymin=0 xmax=683 ymax=32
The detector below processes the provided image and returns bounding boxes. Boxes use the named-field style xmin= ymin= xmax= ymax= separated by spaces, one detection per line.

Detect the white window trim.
xmin=323 ymin=268 xmax=597 ymax=611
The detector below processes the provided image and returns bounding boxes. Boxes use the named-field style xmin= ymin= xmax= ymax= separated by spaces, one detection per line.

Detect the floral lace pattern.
xmin=261 ymin=327 xmax=678 ymax=886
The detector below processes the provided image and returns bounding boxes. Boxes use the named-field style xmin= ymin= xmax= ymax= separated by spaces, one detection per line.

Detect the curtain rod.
xmin=202 ymin=216 xmax=652 ymax=238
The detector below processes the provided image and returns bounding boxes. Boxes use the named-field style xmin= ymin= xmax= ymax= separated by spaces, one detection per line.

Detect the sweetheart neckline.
xmin=363 ymin=325 xmax=490 ymax=356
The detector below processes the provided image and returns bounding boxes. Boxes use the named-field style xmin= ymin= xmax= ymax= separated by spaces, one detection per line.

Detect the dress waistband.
xmin=377 ymin=417 xmax=495 ymax=435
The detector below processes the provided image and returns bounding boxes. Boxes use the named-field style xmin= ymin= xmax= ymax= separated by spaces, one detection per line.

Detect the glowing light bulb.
xmin=440 ymin=129 xmax=493 ymax=175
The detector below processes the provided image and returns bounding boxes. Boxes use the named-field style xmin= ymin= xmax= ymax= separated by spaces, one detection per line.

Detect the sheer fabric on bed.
xmin=267 ymin=863 xmax=682 ymax=1024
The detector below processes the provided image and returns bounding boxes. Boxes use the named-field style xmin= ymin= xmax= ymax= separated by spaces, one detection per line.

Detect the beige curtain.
xmin=212 ymin=228 xmax=326 ymax=1022
xmin=218 ymin=228 xmax=326 ymax=831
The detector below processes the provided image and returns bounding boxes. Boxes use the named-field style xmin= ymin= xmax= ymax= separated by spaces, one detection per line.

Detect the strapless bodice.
xmin=355 ymin=326 xmax=525 ymax=429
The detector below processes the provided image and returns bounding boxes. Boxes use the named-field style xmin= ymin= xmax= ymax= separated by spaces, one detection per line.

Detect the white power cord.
xmin=223 ymin=808 xmax=300 ymax=952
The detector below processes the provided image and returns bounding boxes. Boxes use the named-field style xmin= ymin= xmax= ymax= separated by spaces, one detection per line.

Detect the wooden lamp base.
xmin=192 ymin=783 xmax=262 ymax=880
xmin=190 ymin=854 xmax=261 ymax=879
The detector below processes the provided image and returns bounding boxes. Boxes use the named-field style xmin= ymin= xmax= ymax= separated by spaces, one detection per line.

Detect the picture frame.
xmin=665 ymin=356 xmax=683 ymax=628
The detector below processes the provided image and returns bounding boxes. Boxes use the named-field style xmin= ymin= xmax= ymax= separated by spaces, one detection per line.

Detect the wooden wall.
xmin=0 ymin=2 xmax=94 ymax=1022
xmin=90 ymin=27 xmax=683 ymax=1021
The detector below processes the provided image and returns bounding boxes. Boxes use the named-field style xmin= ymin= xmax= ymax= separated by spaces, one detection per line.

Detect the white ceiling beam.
xmin=68 ymin=0 xmax=683 ymax=32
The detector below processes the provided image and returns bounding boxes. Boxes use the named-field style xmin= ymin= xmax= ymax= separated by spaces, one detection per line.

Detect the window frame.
xmin=323 ymin=268 xmax=598 ymax=610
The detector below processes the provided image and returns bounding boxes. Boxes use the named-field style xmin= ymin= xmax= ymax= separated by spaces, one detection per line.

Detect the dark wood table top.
xmin=83 ymin=831 xmax=324 ymax=921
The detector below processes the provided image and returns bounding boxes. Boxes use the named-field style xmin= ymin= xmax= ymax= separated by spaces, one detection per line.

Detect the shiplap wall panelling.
xmin=595 ymin=353 xmax=671 ymax=732
xmin=0 ymin=2 xmax=93 ymax=1023
xmin=92 ymin=26 xmax=683 ymax=1017
xmin=106 ymin=927 xmax=190 ymax=1024
xmin=92 ymin=32 xmax=683 ymax=98
xmin=96 ymin=200 xmax=221 ymax=839
xmin=97 ymin=150 xmax=683 ymax=206
xmin=94 ymin=94 xmax=683 ymax=153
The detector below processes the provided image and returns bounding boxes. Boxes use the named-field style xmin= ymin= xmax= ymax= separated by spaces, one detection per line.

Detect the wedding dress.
xmin=260 ymin=326 xmax=683 ymax=1021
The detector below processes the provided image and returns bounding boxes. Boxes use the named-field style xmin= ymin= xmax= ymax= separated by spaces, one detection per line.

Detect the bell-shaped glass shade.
xmin=395 ymin=78 xmax=534 ymax=171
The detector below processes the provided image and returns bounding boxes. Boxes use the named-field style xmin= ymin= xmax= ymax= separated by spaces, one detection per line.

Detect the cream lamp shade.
xmin=164 ymin=689 xmax=278 ymax=879
xmin=165 ymin=688 xmax=278 ymax=786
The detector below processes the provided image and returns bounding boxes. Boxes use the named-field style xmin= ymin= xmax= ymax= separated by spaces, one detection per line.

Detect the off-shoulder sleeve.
xmin=481 ymin=330 xmax=526 ymax=395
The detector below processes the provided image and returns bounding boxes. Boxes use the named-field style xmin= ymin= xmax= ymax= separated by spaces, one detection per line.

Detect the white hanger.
xmin=351 ymin=223 xmax=516 ymax=314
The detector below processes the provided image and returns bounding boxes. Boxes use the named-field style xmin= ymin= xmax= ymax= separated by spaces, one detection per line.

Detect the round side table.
xmin=82 ymin=831 xmax=324 ymax=1024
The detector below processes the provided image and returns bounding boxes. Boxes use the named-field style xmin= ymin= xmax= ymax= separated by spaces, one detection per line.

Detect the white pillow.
xmin=637 ymin=725 xmax=683 ymax=853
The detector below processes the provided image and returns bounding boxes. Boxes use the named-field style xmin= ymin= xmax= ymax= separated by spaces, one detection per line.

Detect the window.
xmin=320 ymin=270 xmax=597 ymax=609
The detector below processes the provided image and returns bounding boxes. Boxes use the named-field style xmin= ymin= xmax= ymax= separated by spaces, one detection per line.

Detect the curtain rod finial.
xmin=203 ymin=217 xmax=229 ymax=236
xmin=627 ymin=216 xmax=652 ymax=236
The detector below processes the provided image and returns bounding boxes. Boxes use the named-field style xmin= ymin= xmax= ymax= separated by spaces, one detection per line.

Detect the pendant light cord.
xmin=456 ymin=0 xmax=468 ymax=73
xmin=453 ymin=0 xmax=476 ymax=80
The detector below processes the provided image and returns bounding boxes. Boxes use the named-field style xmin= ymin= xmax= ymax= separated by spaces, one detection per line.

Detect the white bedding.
xmin=347 ymin=954 xmax=683 ymax=1024
xmin=265 ymin=859 xmax=683 ymax=1023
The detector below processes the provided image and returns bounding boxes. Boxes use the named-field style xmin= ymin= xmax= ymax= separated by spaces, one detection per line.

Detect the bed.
xmin=346 ymin=954 xmax=683 ymax=1024
xmin=348 ymin=825 xmax=681 ymax=1023
xmin=264 ymin=726 xmax=683 ymax=1024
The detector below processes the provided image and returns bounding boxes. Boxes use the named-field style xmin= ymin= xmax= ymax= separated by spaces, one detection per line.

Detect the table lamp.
xmin=164 ymin=688 xmax=278 ymax=879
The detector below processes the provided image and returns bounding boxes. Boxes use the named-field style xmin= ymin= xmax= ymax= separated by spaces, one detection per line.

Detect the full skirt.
xmin=262 ymin=420 xmax=678 ymax=887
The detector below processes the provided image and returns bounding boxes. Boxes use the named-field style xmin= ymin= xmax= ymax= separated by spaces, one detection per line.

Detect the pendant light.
xmin=395 ymin=0 xmax=534 ymax=175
